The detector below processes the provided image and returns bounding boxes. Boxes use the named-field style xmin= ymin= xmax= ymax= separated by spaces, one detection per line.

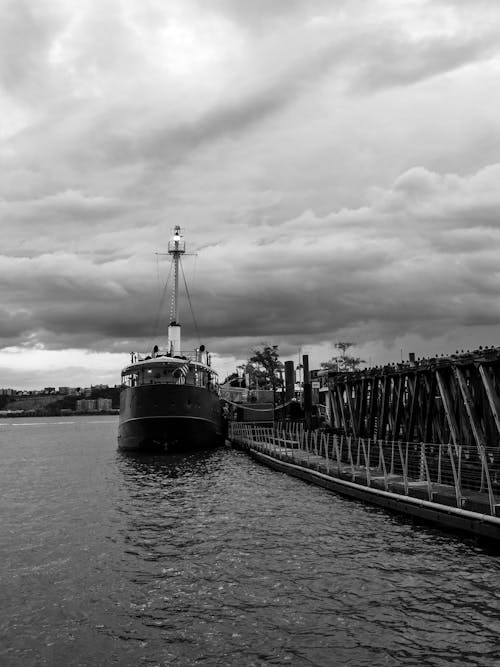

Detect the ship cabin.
xmin=121 ymin=348 xmax=219 ymax=393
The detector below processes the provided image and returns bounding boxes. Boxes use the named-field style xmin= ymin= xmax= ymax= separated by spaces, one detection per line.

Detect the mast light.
xmin=168 ymin=226 xmax=186 ymax=254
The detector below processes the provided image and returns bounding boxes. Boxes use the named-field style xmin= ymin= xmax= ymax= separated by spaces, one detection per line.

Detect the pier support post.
xmin=285 ymin=360 xmax=295 ymax=424
xmin=303 ymin=354 xmax=312 ymax=430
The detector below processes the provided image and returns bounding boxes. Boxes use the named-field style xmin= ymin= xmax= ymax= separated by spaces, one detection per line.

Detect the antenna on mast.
xmin=168 ymin=226 xmax=186 ymax=325
xmin=155 ymin=226 xmax=196 ymax=357
xmin=165 ymin=226 xmax=185 ymax=356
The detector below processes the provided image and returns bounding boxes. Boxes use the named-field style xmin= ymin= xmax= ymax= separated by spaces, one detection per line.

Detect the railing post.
xmin=397 ymin=441 xmax=408 ymax=496
xmin=478 ymin=447 xmax=498 ymax=516
xmin=360 ymin=438 xmax=371 ymax=487
xmin=348 ymin=436 xmax=356 ymax=481
xmin=447 ymin=443 xmax=464 ymax=508
xmin=379 ymin=440 xmax=389 ymax=490
xmin=421 ymin=444 xmax=434 ymax=501
xmin=332 ymin=435 xmax=339 ymax=475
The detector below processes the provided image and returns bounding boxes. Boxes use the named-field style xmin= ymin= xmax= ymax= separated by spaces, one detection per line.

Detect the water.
xmin=1 ymin=417 xmax=499 ymax=666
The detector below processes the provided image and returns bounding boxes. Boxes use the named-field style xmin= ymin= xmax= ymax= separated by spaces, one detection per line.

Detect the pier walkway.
xmin=229 ymin=422 xmax=500 ymax=540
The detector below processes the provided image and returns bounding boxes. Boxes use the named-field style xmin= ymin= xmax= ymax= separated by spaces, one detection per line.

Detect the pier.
xmin=229 ymin=421 xmax=500 ymax=541
xmin=320 ymin=347 xmax=500 ymax=449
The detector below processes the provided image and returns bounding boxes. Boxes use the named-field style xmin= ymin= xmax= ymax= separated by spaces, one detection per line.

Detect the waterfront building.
xmin=76 ymin=399 xmax=97 ymax=412
xmin=76 ymin=398 xmax=112 ymax=413
xmin=97 ymin=398 xmax=112 ymax=412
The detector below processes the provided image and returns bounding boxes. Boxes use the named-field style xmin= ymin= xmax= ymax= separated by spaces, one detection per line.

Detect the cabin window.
xmin=122 ymin=363 xmax=216 ymax=387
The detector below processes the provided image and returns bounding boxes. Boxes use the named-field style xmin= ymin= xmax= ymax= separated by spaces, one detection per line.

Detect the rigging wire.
xmin=150 ymin=256 xmax=173 ymax=349
xmin=155 ymin=252 xmax=161 ymax=301
xmin=180 ymin=258 xmax=201 ymax=345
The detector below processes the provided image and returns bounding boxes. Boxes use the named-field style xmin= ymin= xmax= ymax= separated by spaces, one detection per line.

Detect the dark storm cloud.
xmin=2 ymin=164 xmax=500 ymax=362
xmin=3 ymin=0 xmax=500 ymax=385
xmin=0 ymin=308 xmax=31 ymax=341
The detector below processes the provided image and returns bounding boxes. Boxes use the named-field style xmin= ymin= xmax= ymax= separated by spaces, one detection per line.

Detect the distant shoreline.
xmin=0 ymin=410 xmax=119 ymax=418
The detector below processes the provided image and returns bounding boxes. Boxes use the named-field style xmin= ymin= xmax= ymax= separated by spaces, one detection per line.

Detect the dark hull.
xmin=118 ymin=384 xmax=223 ymax=453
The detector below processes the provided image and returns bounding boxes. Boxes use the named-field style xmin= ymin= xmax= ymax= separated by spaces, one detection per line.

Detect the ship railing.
xmin=228 ymin=423 xmax=500 ymax=517
xmin=136 ymin=350 xmax=201 ymax=361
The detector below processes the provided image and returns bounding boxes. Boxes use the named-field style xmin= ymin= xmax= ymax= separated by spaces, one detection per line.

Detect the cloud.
xmin=2 ymin=0 xmax=500 ymax=386
xmin=2 ymin=162 xmax=500 ymax=361
xmin=351 ymin=30 xmax=500 ymax=93
xmin=0 ymin=0 xmax=64 ymax=96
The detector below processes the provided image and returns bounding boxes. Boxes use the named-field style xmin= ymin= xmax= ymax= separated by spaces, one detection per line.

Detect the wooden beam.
xmin=454 ymin=366 xmax=486 ymax=449
xmin=405 ymin=373 xmax=419 ymax=442
xmin=329 ymin=384 xmax=342 ymax=430
xmin=436 ymin=369 xmax=460 ymax=450
xmin=336 ymin=384 xmax=349 ymax=434
xmin=478 ymin=364 xmax=500 ymax=441
xmin=423 ymin=373 xmax=435 ymax=443
xmin=378 ymin=375 xmax=390 ymax=441
xmin=345 ymin=382 xmax=358 ymax=439
xmin=391 ymin=375 xmax=404 ymax=441
xmin=367 ymin=377 xmax=378 ymax=437
xmin=357 ymin=378 xmax=368 ymax=438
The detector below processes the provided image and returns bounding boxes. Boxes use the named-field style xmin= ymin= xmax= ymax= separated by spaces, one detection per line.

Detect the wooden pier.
xmin=229 ymin=422 xmax=500 ymax=541
xmin=320 ymin=347 xmax=500 ymax=450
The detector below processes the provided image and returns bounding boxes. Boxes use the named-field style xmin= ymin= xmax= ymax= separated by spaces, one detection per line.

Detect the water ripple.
xmin=1 ymin=419 xmax=500 ymax=666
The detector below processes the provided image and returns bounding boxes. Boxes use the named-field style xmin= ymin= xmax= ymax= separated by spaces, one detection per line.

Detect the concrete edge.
xmin=249 ymin=448 xmax=500 ymax=541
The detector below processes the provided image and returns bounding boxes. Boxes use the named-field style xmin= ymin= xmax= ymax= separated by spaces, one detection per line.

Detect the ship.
xmin=118 ymin=226 xmax=223 ymax=453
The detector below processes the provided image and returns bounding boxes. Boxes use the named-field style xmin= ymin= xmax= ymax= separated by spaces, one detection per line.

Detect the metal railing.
xmin=220 ymin=387 xmax=275 ymax=403
xmin=229 ymin=423 xmax=500 ymax=517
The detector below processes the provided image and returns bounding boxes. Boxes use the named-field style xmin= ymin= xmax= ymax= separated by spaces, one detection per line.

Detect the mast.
xmin=167 ymin=226 xmax=185 ymax=356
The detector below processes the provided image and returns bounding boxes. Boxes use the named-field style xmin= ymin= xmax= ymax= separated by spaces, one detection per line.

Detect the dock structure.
xmin=319 ymin=347 xmax=500 ymax=450
xmin=229 ymin=422 xmax=500 ymax=540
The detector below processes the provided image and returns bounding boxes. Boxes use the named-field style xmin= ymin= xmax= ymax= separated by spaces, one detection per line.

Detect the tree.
xmin=248 ymin=344 xmax=284 ymax=390
xmin=248 ymin=344 xmax=284 ymax=416
xmin=222 ymin=371 xmax=240 ymax=386
xmin=321 ymin=341 xmax=365 ymax=372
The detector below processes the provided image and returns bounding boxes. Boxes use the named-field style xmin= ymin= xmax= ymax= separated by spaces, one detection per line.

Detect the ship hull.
xmin=118 ymin=384 xmax=223 ymax=453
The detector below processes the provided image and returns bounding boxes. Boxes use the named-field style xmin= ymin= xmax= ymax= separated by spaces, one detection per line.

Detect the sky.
xmin=2 ymin=0 xmax=500 ymax=388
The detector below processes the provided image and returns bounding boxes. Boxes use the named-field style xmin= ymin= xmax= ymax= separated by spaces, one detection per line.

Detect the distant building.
xmin=76 ymin=398 xmax=112 ymax=413
xmin=97 ymin=398 xmax=112 ymax=412
xmin=76 ymin=399 xmax=97 ymax=413
xmin=59 ymin=387 xmax=78 ymax=395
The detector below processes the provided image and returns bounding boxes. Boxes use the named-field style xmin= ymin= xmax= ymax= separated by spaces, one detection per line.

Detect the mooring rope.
xmin=221 ymin=397 xmax=295 ymax=412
